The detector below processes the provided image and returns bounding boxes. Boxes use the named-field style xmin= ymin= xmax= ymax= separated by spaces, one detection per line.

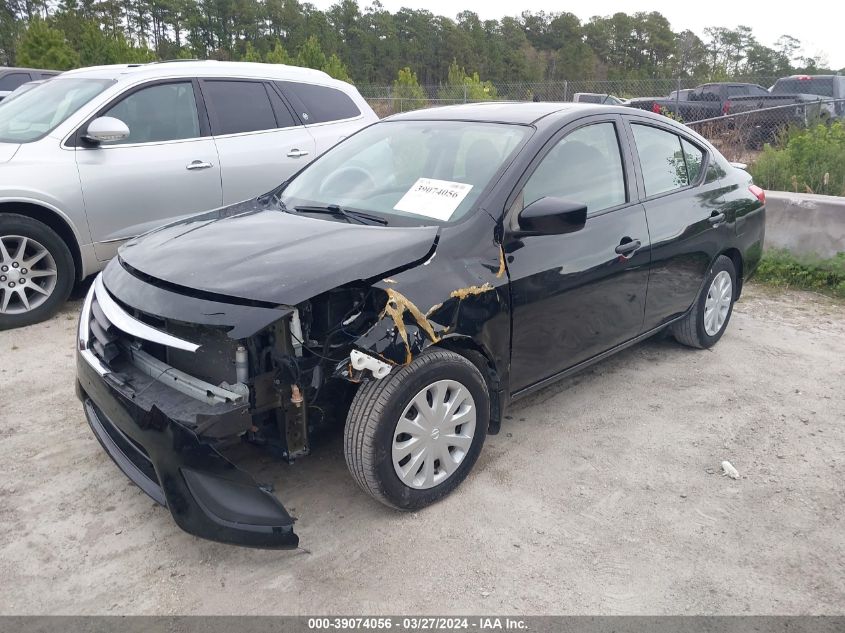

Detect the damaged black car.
xmin=76 ymin=102 xmax=765 ymax=548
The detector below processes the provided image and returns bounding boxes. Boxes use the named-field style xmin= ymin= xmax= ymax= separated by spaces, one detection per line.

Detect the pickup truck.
xmin=628 ymin=81 xmax=827 ymax=147
xmin=770 ymin=75 xmax=845 ymax=119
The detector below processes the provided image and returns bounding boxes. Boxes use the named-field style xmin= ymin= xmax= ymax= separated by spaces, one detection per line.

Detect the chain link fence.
xmin=359 ymin=79 xmax=844 ymax=162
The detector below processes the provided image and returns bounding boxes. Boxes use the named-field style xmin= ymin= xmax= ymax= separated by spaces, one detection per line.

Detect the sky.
xmin=311 ymin=0 xmax=845 ymax=69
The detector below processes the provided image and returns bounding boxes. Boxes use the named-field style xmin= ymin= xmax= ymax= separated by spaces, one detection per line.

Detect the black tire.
xmin=672 ymin=255 xmax=737 ymax=349
xmin=0 ymin=214 xmax=74 ymax=330
xmin=344 ymin=349 xmax=489 ymax=510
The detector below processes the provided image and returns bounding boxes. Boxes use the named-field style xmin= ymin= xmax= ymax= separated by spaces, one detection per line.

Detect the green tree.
xmin=392 ymin=66 xmax=426 ymax=112
xmin=439 ymin=60 xmax=496 ymax=102
xmin=265 ymin=39 xmax=290 ymax=64
xmin=16 ymin=18 xmax=79 ymax=69
xmin=295 ymin=35 xmax=326 ymax=70
xmin=243 ymin=41 xmax=262 ymax=62
xmin=322 ymin=53 xmax=350 ymax=81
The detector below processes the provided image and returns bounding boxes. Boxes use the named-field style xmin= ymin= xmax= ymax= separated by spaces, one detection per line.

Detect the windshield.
xmin=280 ymin=120 xmax=529 ymax=226
xmin=772 ymin=78 xmax=833 ymax=97
xmin=0 ymin=78 xmax=114 ymax=143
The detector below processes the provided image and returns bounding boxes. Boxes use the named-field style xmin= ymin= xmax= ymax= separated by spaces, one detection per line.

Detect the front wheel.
xmin=344 ymin=349 xmax=489 ymax=510
xmin=672 ymin=255 xmax=737 ymax=349
xmin=0 ymin=214 xmax=74 ymax=330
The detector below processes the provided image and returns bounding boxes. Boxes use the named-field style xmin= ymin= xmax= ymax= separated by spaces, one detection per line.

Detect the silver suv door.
xmin=75 ymin=79 xmax=222 ymax=261
xmin=199 ymin=79 xmax=316 ymax=204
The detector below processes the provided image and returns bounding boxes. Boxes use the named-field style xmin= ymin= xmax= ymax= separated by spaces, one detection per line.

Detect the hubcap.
xmin=703 ymin=270 xmax=732 ymax=336
xmin=0 ymin=235 xmax=58 ymax=315
xmin=392 ymin=379 xmax=477 ymax=490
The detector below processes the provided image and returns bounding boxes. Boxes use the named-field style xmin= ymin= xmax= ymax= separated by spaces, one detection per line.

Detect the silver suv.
xmin=0 ymin=61 xmax=377 ymax=328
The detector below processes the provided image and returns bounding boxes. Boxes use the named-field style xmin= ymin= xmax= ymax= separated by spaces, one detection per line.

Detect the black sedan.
xmin=76 ymin=102 xmax=765 ymax=548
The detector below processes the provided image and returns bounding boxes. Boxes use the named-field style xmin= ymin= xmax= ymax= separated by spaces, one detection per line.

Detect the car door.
xmin=506 ymin=116 xmax=651 ymax=392
xmin=199 ymin=79 xmax=316 ymax=204
xmin=75 ymin=79 xmax=222 ymax=261
xmin=277 ymin=80 xmax=365 ymax=155
xmin=623 ymin=117 xmax=733 ymax=330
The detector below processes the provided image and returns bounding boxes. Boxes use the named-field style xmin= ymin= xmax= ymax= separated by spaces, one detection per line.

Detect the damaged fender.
xmin=341 ymin=213 xmax=511 ymax=429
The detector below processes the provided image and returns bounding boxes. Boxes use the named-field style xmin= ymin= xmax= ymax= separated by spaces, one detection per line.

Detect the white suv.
xmin=0 ymin=61 xmax=377 ymax=328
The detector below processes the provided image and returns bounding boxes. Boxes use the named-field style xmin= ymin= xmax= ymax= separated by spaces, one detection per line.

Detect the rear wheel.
xmin=0 ymin=214 xmax=74 ymax=330
xmin=672 ymin=255 xmax=737 ymax=349
xmin=344 ymin=349 xmax=489 ymax=510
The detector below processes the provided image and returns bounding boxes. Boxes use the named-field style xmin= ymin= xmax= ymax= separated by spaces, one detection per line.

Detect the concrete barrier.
xmin=764 ymin=191 xmax=845 ymax=258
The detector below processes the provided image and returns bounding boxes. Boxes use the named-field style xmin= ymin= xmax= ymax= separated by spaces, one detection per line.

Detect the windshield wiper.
xmin=293 ymin=204 xmax=388 ymax=226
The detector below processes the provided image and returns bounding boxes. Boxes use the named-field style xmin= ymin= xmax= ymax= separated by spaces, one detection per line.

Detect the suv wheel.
xmin=344 ymin=349 xmax=489 ymax=510
xmin=0 ymin=214 xmax=74 ymax=330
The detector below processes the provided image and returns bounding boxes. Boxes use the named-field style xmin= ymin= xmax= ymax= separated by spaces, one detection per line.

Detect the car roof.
xmin=386 ymin=101 xmax=655 ymax=126
xmin=59 ymin=60 xmax=338 ymax=84
xmin=0 ymin=67 xmax=60 ymax=74
xmin=387 ymin=101 xmax=608 ymax=125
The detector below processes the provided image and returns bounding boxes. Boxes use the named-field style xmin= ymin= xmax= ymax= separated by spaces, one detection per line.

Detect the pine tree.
xmin=243 ymin=41 xmax=262 ymax=62
xmin=16 ymin=18 xmax=79 ymax=69
xmin=295 ymin=35 xmax=326 ymax=70
xmin=265 ymin=39 xmax=290 ymax=64
xmin=322 ymin=53 xmax=350 ymax=81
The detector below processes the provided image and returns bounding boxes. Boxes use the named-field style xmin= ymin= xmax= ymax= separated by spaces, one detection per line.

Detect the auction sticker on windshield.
xmin=393 ymin=178 xmax=473 ymax=221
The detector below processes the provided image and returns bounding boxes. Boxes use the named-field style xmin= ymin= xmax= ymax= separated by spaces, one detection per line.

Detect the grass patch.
xmin=753 ymin=250 xmax=845 ymax=298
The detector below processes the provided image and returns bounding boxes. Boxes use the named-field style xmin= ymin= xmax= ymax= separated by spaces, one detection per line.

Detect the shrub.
xmin=392 ymin=67 xmax=426 ymax=112
xmin=754 ymin=249 xmax=845 ymax=298
xmin=438 ymin=60 xmax=497 ymax=102
xmin=750 ymin=122 xmax=845 ymax=196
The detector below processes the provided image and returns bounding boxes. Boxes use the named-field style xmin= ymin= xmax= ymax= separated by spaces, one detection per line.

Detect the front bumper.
xmin=76 ymin=277 xmax=299 ymax=549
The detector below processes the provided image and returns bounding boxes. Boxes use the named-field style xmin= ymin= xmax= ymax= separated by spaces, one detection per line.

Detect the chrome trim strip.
xmin=80 ymin=348 xmax=110 ymax=376
xmin=93 ymin=275 xmax=200 ymax=352
xmin=78 ymin=282 xmax=96 ymax=348
xmin=78 ymin=281 xmax=111 ymax=376
xmin=124 ymin=345 xmax=244 ymax=404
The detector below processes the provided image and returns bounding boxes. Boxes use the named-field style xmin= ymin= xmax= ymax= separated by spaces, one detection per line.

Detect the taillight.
xmin=723 ymin=100 xmax=731 ymax=115
xmin=652 ymin=102 xmax=661 ymax=113
xmin=749 ymin=185 xmax=765 ymax=204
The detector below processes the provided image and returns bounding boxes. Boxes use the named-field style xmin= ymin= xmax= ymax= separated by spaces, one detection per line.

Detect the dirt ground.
xmin=0 ymin=283 xmax=843 ymax=615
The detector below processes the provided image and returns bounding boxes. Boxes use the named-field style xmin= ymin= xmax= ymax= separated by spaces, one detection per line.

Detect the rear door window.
xmin=278 ymin=81 xmax=360 ymax=123
xmin=631 ymin=124 xmax=691 ymax=196
xmin=203 ymin=80 xmax=278 ymax=135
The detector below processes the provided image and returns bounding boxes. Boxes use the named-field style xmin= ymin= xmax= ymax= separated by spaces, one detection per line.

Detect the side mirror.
xmin=518 ymin=197 xmax=588 ymax=235
xmin=85 ymin=116 xmax=130 ymax=144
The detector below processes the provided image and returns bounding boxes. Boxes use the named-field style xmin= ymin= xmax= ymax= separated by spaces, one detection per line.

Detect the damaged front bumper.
xmin=76 ymin=279 xmax=299 ymax=549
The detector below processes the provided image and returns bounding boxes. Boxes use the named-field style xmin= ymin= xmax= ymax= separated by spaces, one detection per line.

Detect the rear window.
xmin=203 ymin=80 xmax=278 ymax=135
xmin=772 ymin=78 xmax=834 ymax=97
xmin=278 ymin=81 xmax=360 ymax=123
xmin=0 ymin=72 xmax=31 ymax=91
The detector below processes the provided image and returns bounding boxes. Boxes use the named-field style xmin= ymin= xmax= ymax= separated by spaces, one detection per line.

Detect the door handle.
xmin=709 ymin=212 xmax=726 ymax=225
xmin=615 ymin=238 xmax=642 ymax=256
xmin=286 ymin=149 xmax=310 ymax=158
xmin=186 ymin=160 xmax=213 ymax=171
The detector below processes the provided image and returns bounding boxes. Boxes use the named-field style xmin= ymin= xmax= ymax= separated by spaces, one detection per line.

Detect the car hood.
xmin=118 ymin=199 xmax=439 ymax=306
xmin=0 ymin=142 xmax=20 ymax=163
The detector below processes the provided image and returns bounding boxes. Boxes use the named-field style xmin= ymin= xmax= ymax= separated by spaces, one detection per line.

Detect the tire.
xmin=344 ymin=349 xmax=489 ymax=510
xmin=0 ymin=214 xmax=74 ymax=330
xmin=672 ymin=255 xmax=737 ymax=349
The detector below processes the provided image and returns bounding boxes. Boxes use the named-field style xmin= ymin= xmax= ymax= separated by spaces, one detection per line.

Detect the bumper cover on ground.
xmin=77 ymin=353 xmax=299 ymax=549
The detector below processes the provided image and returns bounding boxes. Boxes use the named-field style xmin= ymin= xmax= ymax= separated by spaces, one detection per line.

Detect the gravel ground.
xmin=0 ymin=283 xmax=843 ymax=615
